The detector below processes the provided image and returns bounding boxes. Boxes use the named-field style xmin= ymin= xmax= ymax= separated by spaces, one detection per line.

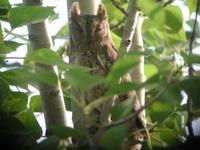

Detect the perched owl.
xmin=69 ymin=2 xmax=117 ymax=128
xmin=69 ymin=2 xmax=145 ymax=148
xmin=70 ymin=3 xmax=117 ymax=73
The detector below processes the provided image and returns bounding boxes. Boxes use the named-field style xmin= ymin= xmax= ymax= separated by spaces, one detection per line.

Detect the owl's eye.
xmin=95 ymin=24 xmax=103 ymax=32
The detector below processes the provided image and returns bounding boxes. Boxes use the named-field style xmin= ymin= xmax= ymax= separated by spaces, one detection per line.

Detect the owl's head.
xmin=70 ymin=2 xmax=110 ymax=48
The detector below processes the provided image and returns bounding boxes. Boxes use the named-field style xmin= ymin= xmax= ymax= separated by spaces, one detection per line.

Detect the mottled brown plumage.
xmin=69 ymin=2 xmax=118 ymax=138
xmin=69 ymin=2 xmax=146 ymax=148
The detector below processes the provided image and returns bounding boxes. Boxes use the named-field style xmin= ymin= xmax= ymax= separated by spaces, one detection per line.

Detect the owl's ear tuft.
xmin=71 ymin=2 xmax=80 ymax=16
xmin=97 ymin=4 xmax=107 ymax=20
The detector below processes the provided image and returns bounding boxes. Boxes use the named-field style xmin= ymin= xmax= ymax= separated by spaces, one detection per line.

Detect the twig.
xmin=104 ymin=58 xmax=176 ymax=129
xmin=110 ymin=17 xmax=126 ymax=30
xmin=189 ymin=0 xmax=199 ymax=55
xmin=110 ymin=0 xmax=127 ymax=16
xmin=104 ymin=82 xmax=169 ymax=129
xmin=0 ymin=57 xmax=25 ymax=59
xmin=187 ymin=0 xmax=199 ymax=138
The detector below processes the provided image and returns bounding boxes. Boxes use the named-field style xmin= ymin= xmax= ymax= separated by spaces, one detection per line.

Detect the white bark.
xmin=119 ymin=0 xmax=139 ymax=56
xmin=23 ymin=0 xmax=70 ymax=144
xmin=131 ymin=16 xmax=146 ymax=111
xmin=67 ymin=0 xmax=100 ymax=15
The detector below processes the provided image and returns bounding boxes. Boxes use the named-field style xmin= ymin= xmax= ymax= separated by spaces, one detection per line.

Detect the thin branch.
xmin=0 ymin=57 xmax=25 ymax=59
xmin=110 ymin=17 xmax=126 ymax=30
xmin=118 ymin=0 xmax=140 ymax=56
xmin=104 ymin=59 xmax=176 ymax=129
xmin=189 ymin=0 xmax=199 ymax=55
xmin=187 ymin=0 xmax=199 ymax=138
xmin=104 ymin=83 xmax=168 ymax=130
xmin=110 ymin=0 xmax=127 ymax=16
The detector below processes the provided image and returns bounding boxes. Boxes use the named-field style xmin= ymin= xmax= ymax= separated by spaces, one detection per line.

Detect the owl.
xmin=69 ymin=2 xmax=119 ymax=145
xmin=69 ymin=2 xmax=117 ymax=72
xmin=69 ymin=2 xmax=145 ymax=148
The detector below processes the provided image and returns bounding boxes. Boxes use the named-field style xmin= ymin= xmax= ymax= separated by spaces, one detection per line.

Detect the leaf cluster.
xmin=0 ymin=0 xmax=200 ymax=150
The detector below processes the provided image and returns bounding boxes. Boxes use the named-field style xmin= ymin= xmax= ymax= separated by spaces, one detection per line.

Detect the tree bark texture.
xmin=118 ymin=1 xmax=147 ymax=150
xmin=23 ymin=0 xmax=70 ymax=142
xmin=119 ymin=0 xmax=139 ymax=56
xmin=67 ymin=0 xmax=146 ymax=149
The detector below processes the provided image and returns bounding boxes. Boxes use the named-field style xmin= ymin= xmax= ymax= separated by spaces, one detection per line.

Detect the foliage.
xmin=0 ymin=0 xmax=199 ymax=149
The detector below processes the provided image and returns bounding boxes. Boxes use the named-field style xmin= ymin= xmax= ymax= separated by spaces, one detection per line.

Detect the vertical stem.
xmin=129 ymin=15 xmax=146 ymax=150
xmin=187 ymin=0 xmax=199 ymax=138
xmin=131 ymin=15 xmax=146 ymax=114
xmin=119 ymin=0 xmax=139 ymax=57
xmin=67 ymin=0 xmax=101 ymax=146
xmin=23 ymin=0 xmax=70 ymax=141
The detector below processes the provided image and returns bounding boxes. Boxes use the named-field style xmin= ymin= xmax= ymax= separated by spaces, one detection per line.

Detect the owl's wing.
xmin=106 ymin=40 xmax=118 ymax=62
xmin=96 ymin=40 xmax=118 ymax=73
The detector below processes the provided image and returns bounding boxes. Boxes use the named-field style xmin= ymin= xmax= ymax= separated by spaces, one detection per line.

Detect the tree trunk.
xmin=23 ymin=0 xmax=71 ymax=145
xmin=67 ymin=0 xmax=102 ymax=148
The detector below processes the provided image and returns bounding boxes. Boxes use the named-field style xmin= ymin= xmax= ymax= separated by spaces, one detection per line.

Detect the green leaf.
xmin=102 ymin=0 xmax=126 ymax=24
xmin=64 ymin=96 xmax=71 ymax=111
xmin=0 ymin=78 xmax=10 ymax=105
xmin=148 ymin=101 xmax=175 ymax=122
xmin=32 ymin=67 xmax=58 ymax=86
xmin=54 ymin=23 xmax=68 ymax=39
xmin=137 ymin=0 xmax=165 ymax=26
xmin=50 ymin=125 xmax=82 ymax=138
xmin=29 ymin=95 xmax=43 ymax=112
xmin=8 ymin=5 xmax=54 ymax=28
xmin=106 ymin=82 xmax=140 ymax=96
xmin=164 ymin=112 xmax=187 ymax=136
xmin=111 ymin=98 xmax=134 ymax=121
xmin=16 ymin=110 xmax=42 ymax=138
xmin=0 ymin=0 xmax=9 ymax=5
xmin=111 ymin=31 xmax=121 ymax=49
xmin=100 ymin=124 xmax=127 ymax=150
xmin=160 ymin=82 xmax=181 ymax=104
xmin=180 ymin=77 xmax=200 ymax=108
xmin=66 ymin=68 xmax=104 ymax=90
xmin=0 ymin=24 xmax=6 ymax=52
xmin=27 ymin=48 xmax=64 ymax=65
xmin=4 ymin=40 xmax=23 ymax=52
xmin=1 ymin=68 xmax=29 ymax=88
xmin=165 ymin=26 xmax=186 ymax=42
xmin=0 ymin=116 xmax=24 ymax=130
xmin=186 ymin=0 xmax=197 ymax=15
xmin=137 ymin=0 xmax=183 ymax=33
xmin=106 ymin=52 xmax=139 ymax=84
xmin=165 ymin=5 xmax=183 ymax=33
xmin=0 ymin=0 xmax=10 ymax=19
xmin=144 ymin=63 xmax=158 ymax=79
xmin=38 ymin=135 xmax=60 ymax=150
xmin=183 ymin=53 xmax=200 ymax=64
xmin=0 ymin=92 xmax=27 ymax=113
xmin=159 ymin=129 xmax=179 ymax=145
xmin=151 ymin=128 xmax=179 ymax=147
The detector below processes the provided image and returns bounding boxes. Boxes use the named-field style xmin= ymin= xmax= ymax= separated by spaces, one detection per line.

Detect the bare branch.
xmin=187 ymin=0 xmax=200 ymax=138
xmin=118 ymin=0 xmax=140 ymax=56
xmin=110 ymin=0 xmax=127 ymax=16
xmin=110 ymin=17 xmax=126 ymax=30
xmin=104 ymin=60 xmax=176 ymax=129
xmin=104 ymin=84 xmax=168 ymax=130
xmin=23 ymin=0 xmax=71 ymax=145
xmin=0 ymin=57 xmax=25 ymax=59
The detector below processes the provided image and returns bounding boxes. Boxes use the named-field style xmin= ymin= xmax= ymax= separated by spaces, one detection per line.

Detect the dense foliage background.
xmin=0 ymin=0 xmax=199 ymax=149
